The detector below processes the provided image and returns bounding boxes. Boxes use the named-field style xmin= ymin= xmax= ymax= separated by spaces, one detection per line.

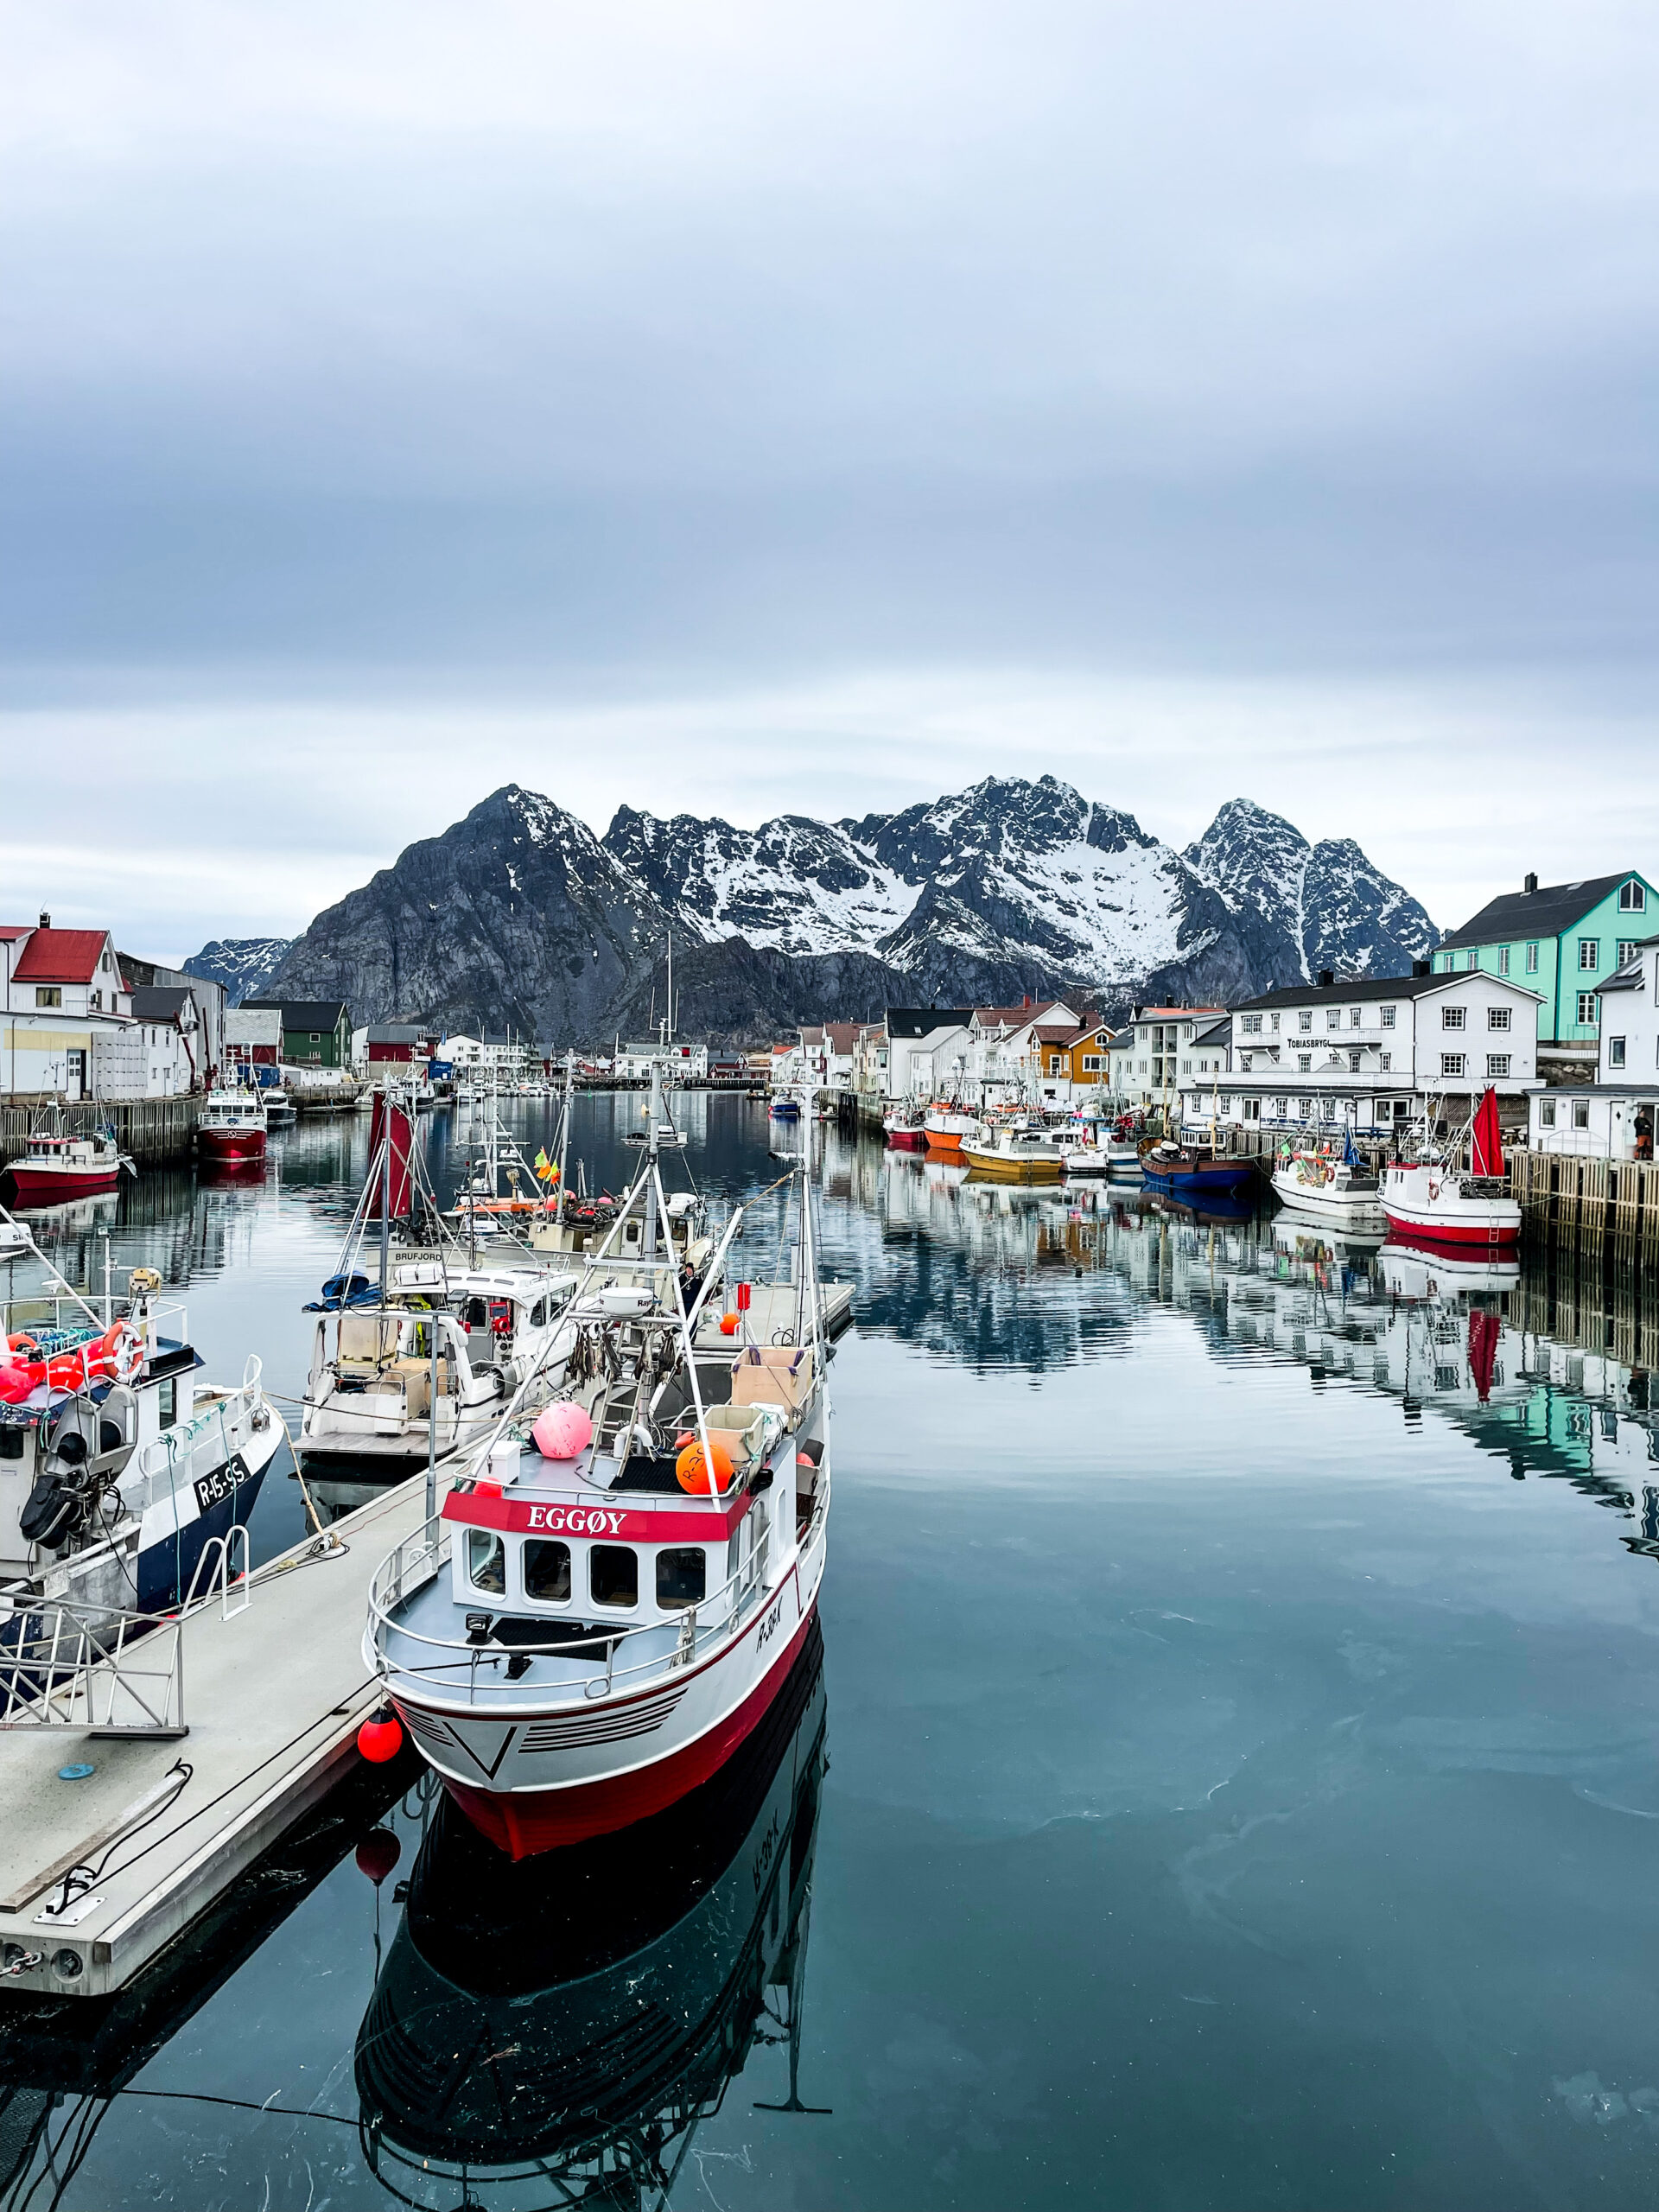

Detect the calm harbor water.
xmin=4 ymin=1093 xmax=1659 ymax=2209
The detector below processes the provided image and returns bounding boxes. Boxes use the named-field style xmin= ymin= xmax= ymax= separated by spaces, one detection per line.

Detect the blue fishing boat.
xmin=1137 ymin=1141 xmax=1258 ymax=1199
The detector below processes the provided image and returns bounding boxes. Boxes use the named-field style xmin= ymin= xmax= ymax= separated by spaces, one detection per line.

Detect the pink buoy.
xmin=531 ymin=1401 xmax=594 ymax=1460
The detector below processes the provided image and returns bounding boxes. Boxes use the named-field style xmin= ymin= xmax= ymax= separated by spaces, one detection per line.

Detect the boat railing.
xmin=137 ymin=1353 xmax=269 ymax=1489
xmin=368 ymin=1471 xmax=830 ymax=1710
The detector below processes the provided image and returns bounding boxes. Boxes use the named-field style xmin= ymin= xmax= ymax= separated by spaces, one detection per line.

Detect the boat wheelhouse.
xmin=367 ymin=1067 xmax=832 ymax=1859
xmin=195 ymin=1090 xmax=267 ymax=1166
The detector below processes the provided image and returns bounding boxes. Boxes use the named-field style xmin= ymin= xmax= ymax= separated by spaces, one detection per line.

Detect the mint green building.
xmin=1433 ymin=870 xmax=1657 ymax=1058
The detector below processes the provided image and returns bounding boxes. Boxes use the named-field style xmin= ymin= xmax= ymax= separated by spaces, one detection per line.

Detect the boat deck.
xmin=691 ymin=1280 xmax=855 ymax=1348
xmin=0 ymin=1474 xmax=444 ymax=1999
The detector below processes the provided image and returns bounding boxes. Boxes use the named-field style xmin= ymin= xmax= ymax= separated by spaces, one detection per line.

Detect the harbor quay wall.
xmin=0 ymin=1094 xmax=200 ymax=1167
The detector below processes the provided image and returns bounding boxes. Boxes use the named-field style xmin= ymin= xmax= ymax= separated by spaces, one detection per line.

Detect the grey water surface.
xmin=3 ymin=1093 xmax=1658 ymax=2210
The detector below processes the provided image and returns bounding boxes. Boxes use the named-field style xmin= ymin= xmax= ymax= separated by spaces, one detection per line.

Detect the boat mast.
xmin=555 ymin=1048 xmax=574 ymax=1225
xmin=377 ymin=1096 xmax=391 ymax=1304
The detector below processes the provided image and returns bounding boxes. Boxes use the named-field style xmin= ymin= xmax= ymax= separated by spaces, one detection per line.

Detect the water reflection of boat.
xmin=355 ymin=1624 xmax=827 ymax=2203
xmin=1144 ymin=1187 xmax=1259 ymax=1227
xmin=1377 ymin=1236 xmax=1521 ymax=1298
xmin=1271 ymin=1214 xmax=1385 ymax=1265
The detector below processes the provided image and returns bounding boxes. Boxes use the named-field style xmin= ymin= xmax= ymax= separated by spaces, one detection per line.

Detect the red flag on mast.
xmin=1471 ymin=1086 xmax=1503 ymax=1179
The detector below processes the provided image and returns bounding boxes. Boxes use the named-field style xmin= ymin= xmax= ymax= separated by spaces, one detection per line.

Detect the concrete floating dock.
xmin=0 ymin=1472 xmax=444 ymax=1999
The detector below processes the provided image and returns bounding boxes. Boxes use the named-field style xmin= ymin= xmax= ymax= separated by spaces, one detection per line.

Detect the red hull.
xmin=5 ymin=1166 xmax=118 ymax=1205
xmin=886 ymin=1128 xmax=925 ymax=1150
xmin=1380 ymin=1207 xmax=1518 ymax=1248
xmin=197 ymin=1129 xmax=267 ymax=1163
xmin=438 ymin=1602 xmax=818 ymax=1860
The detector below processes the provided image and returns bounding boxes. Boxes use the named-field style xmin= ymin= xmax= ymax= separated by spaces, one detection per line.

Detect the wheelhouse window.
xmin=657 ymin=1548 xmax=707 ymax=1607
xmin=524 ymin=1539 xmax=572 ymax=1603
xmin=589 ymin=1545 xmax=639 ymax=1609
xmin=467 ymin=1529 xmax=505 ymax=1596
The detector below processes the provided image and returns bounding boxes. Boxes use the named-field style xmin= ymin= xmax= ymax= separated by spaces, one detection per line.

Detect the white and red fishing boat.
xmin=1381 ymin=1088 xmax=1520 ymax=1249
xmin=923 ymin=1103 xmax=980 ymax=1157
xmin=3 ymin=1109 xmax=129 ymax=1206
xmin=883 ymin=1103 xmax=926 ymax=1151
xmin=366 ymin=1059 xmax=832 ymax=1860
xmin=195 ymin=1088 xmax=268 ymax=1165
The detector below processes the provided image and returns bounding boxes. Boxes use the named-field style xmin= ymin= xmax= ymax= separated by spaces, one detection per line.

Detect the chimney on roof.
xmin=1412 ymin=958 xmax=1431 ymax=977
xmin=1523 ymin=871 xmax=1537 ymax=894
xmin=38 ymin=911 xmax=49 ymax=929
xmin=1022 ymin=995 xmax=1030 ymax=1007
xmin=1318 ymin=968 xmax=1334 ymax=988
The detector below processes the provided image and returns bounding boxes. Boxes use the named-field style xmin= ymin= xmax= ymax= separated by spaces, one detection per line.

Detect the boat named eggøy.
xmin=366 ymin=1062 xmax=833 ymax=1859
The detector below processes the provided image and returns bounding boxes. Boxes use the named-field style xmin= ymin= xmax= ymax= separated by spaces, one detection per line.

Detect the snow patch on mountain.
xmin=184 ymin=937 xmax=294 ymax=1006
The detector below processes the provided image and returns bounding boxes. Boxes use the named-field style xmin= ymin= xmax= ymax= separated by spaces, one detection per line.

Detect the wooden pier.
xmin=1508 ymin=1146 xmax=1659 ymax=1263
xmin=0 ymin=1471 xmax=443 ymax=1999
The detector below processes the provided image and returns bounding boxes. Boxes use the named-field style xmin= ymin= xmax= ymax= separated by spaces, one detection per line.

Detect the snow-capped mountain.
xmin=1183 ymin=798 xmax=1434 ymax=982
xmin=182 ymin=936 xmax=294 ymax=1007
xmin=263 ymin=779 xmax=1436 ymax=1044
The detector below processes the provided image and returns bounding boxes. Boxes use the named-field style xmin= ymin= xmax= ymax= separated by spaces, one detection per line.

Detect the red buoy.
xmin=355 ymin=1827 xmax=402 ymax=1885
xmin=357 ymin=1706 xmax=404 ymax=1764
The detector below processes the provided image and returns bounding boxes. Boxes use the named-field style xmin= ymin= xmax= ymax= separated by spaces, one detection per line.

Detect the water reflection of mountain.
xmin=355 ymin=1624 xmax=828 ymax=2209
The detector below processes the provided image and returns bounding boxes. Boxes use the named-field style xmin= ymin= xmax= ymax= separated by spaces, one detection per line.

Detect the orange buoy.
xmin=718 ymin=1313 xmax=741 ymax=1336
xmin=675 ymin=1435 xmax=735 ymax=1495
xmin=356 ymin=1706 xmax=404 ymax=1764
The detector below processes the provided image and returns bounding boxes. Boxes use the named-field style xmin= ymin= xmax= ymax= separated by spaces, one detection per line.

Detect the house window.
xmin=1273 ymin=1096 xmax=1287 ymax=1119
xmin=1526 ymin=942 xmax=1539 ymax=971
xmin=1181 ymin=1059 xmax=1192 ymax=1075
xmin=1498 ymin=946 xmax=1510 ymax=975
xmin=1242 ymin=1014 xmax=1262 ymax=1033
xmin=1048 ymin=1056 xmax=1061 ymax=1075
xmin=1322 ymin=1098 xmax=1338 ymax=1121
xmin=589 ymin=1546 xmax=639 ymax=1609
xmin=308 ymin=1032 xmax=321 ymax=1044
xmin=1578 ymin=938 xmax=1599 ymax=971
xmin=1297 ymin=1097 xmax=1313 ymax=1120
xmin=1218 ymin=1096 xmax=1231 ymax=1116
xmin=467 ymin=1529 xmax=505 ymax=1596
xmin=1083 ymin=1055 xmax=1102 ymax=1072
xmin=1243 ymin=1098 xmax=1260 ymax=1121
xmin=1441 ymin=1006 xmax=1465 ymax=1030
xmin=1441 ymin=1052 xmax=1466 ymax=1077
xmin=1620 ymin=881 xmax=1646 ymax=911
xmin=1540 ymin=1097 xmax=1556 ymax=1128
xmin=1577 ymin=993 xmax=1599 ymax=1025
xmin=1618 ymin=941 xmax=1640 ymax=967
xmin=657 ymin=1548 xmax=706 ymax=1607
xmin=35 ymin=986 xmax=61 ymax=1008
xmin=1609 ymin=1037 xmax=1627 ymax=1068
xmin=1379 ymin=1052 xmax=1391 ymax=1071
xmin=1298 ymin=1010 xmax=1313 ymax=1033
xmin=1465 ymin=950 xmax=1478 ymax=970
xmin=1326 ymin=1008 xmax=1341 ymax=1030
xmin=1297 ymin=1052 xmax=1312 ymax=1072
xmin=1137 ymin=1061 xmax=1147 ymax=1075
xmin=1486 ymin=1054 xmax=1511 ymax=1078
xmin=1270 ymin=1013 xmax=1281 ymax=1031
xmin=1573 ymin=1100 xmax=1590 ymax=1129
xmin=1380 ymin=1005 xmax=1395 ymax=1028
xmin=1349 ymin=1007 xmax=1361 ymax=1028
xmin=1348 ymin=1051 xmax=1362 ymax=1073
xmin=524 ymin=1540 xmax=572 ymax=1603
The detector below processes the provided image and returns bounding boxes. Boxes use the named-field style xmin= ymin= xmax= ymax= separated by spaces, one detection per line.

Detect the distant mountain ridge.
xmin=252 ymin=778 xmax=1435 ymax=1046
xmin=183 ymin=936 xmax=293 ymax=1007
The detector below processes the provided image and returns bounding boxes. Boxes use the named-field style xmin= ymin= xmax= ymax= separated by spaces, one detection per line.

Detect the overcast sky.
xmin=4 ymin=0 xmax=1656 ymax=959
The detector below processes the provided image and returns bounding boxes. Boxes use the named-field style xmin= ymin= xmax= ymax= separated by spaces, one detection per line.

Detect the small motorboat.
xmin=1060 ymin=1141 xmax=1110 ymax=1177
xmin=1381 ymin=1089 xmax=1520 ymax=1249
xmin=769 ymin=1092 xmax=802 ymax=1120
xmin=195 ymin=1089 xmax=268 ymax=1166
xmin=922 ymin=1104 xmax=980 ymax=1156
xmin=3 ymin=1109 xmax=130 ymax=1206
xmin=261 ymin=1087 xmax=297 ymax=1125
xmin=883 ymin=1105 xmax=927 ymax=1151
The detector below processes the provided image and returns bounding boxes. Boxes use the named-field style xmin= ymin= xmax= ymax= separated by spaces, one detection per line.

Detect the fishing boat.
xmin=1271 ymin=1133 xmax=1384 ymax=1229
xmin=922 ymin=1104 xmax=980 ymax=1157
xmin=3 ymin=1109 xmax=130 ymax=1207
xmin=769 ymin=1091 xmax=802 ymax=1121
xmin=354 ymin=1626 xmax=826 ymax=2202
xmin=0 ymin=1243 xmax=282 ymax=1619
xmin=1381 ymin=1089 xmax=1520 ymax=1249
xmin=366 ymin=1068 xmax=831 ymax=1859
xmin=883 ymin=1103 xmax=927 ymax=1151
xmin=260 ymin=1086 xmax=296 ymax=1126
xmin=1137 ymin=1138 xmax=1256 ymax=1198
xmin=195 ymin=1089 xmax=268 ymax=1166
xmin=961 ymin=1125 xmax=1065 ymax=1183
